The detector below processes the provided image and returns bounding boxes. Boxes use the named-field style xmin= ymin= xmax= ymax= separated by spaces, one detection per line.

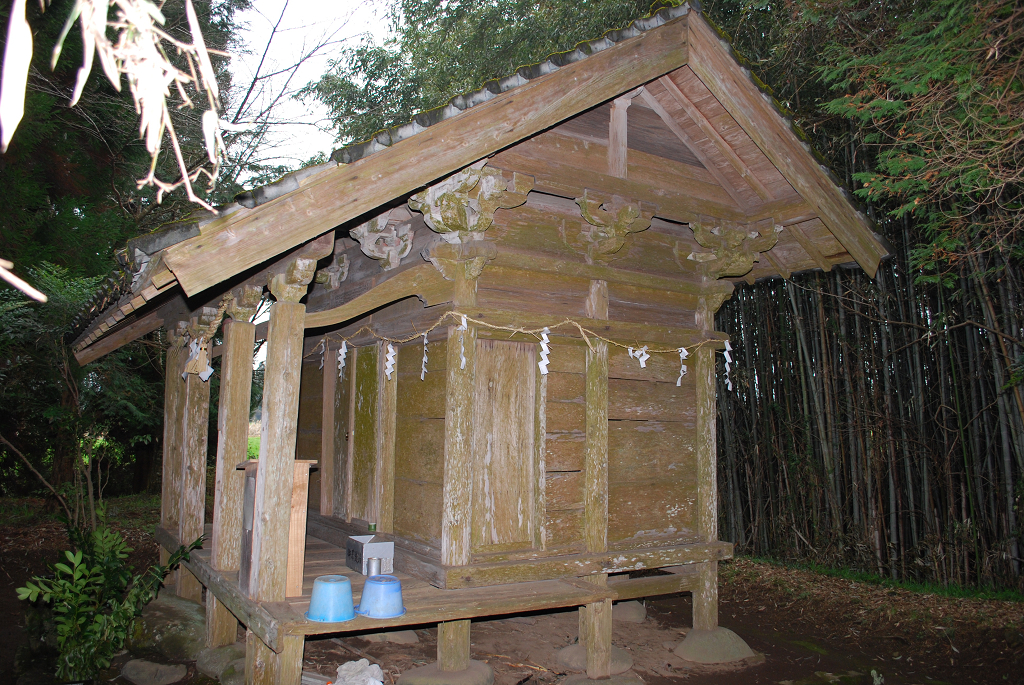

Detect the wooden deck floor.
xmin=157 ymin=525 xmax=622 ymax=651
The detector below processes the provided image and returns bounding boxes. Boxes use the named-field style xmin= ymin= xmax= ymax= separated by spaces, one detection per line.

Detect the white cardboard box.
xmin=345 ymin=535 xmax=395 ymax=575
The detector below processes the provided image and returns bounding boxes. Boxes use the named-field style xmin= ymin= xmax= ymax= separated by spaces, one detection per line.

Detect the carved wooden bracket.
xmin=683 ymin=218 xmax=781 ymax=280
xmin=564 ymin=190 xmax=655 ymax=263
xmin=269 ymin=258 xmax=318 ymax=303
xmin=226 ymin=284 xmax=264 ymax=322
xmin=315 ymin=254 xmax=350 ymax=290
xmin=421 ymin=239 xmax=498 ymax=281
xmin=351 ymin=208 xmax=414 ymax=271
xmin=409 ymin=161 xmax=533 ymax=240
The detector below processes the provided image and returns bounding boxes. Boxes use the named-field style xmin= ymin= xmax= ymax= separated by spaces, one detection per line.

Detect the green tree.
xmin=302 ymin=0 xmax=654 ymax=144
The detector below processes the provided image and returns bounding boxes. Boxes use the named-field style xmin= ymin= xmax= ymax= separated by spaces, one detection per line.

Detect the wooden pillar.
xmin=178 ymin=307 xmax=217 ymax=603
xmin=376 ymin=342 xmax=398 ymax=532
xmin=581 ymin=280 xmax=612 ymax=678
xmin=248 ymin=259 xmax=316 ymax=602
xmin=694 ymin=295 xmax=719 ymax=631
xmin=320 ymin=346 xmax=336 ymax=516
xmin=160 ymin=324 xmax=188 ymax=572
xmin=608 ymin=97 xmax=631 ymax=178
xmin=208 ymin=287 xmax=260 ymax=647
xmin=248 ymin=631 xmax=303 ymax=685
xmin=441 ymin=269 xmax=477 ymax=568
xmin=438 ymin=619 xmax=471 ymax=672
xmin=438 ymin=269 xmax=477 ymax=673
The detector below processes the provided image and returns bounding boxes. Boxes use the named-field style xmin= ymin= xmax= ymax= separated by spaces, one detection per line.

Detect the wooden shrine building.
xmin=72 ymin=4 xmax=888 ymax=683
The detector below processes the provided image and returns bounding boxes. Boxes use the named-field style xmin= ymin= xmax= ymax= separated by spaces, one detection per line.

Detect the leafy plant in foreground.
xmin=17 ymin=520 xmax=203 ymax=681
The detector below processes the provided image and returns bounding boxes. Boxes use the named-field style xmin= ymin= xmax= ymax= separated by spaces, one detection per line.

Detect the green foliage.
xmin=302 ymin=0 xmax=656 ymax=144
xmin=17 ymin=520 xmax=203 ymax=680
xmin=247 ymin=436 xmax=261 ymax=459
xmin=814 ymin=0 xmax=1024 ymax=270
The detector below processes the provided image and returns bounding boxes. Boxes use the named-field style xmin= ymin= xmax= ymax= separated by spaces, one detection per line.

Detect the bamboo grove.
xmin=716 ymin=234 xmax=1024 ymax=590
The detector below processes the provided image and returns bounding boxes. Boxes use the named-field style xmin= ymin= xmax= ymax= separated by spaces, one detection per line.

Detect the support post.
xmin=248 ymin=258 xmax=316 ymax=603
xmin=694 ymin=296 xmax=718 ymax=631
xmin=249 ymin=631 xmax=303 ymax=685
xmin=320 ymin=343 xmax=336 ymax=516
xmin=438 ymin=619 xmax=471 ymax=672
xmin=376 ymin=341 xmax=398 ymax=532
xmin=160 ymin=324 xmax=188 ymax=572
xmin=178 ymin=307 xmax=218 ymax=603
xmin=208 ymin=287 xmax=260 ymax=647
xmin=441 ymin=269 xmax=477 ymax=568
xmin=580 ymin=279 xmax=612 ymax=678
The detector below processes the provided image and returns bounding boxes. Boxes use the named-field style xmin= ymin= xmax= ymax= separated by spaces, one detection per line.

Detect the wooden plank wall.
xmin=394 ymin=339 xmax=447 ymax=546
xmin=607 ymin=345 xmax=698 ymax=545
xmin=350 ymin=345 xmax=379 ymax=524
xmin=543 ymin=342 xmax=587 ymax=551
xmin=471 ymin=339 xmax=537 ymax=554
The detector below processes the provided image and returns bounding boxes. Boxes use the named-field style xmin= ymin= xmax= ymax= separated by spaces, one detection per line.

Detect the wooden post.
xmin=249 ymin=631 xmax=303 ymax=685
xmin=160 ymin=323 xmax=188 ymax=572
xmin=376 ymin=341 xmax=398 ymax=532
xmin=208 ymin=287 xmax=260 ymax=647
xmin=248 ymin=258 xmax=316 ymax=602
xmin=694 ymin=295 xmax=719 ymax=631
xmin=287 ymin=461 xmax=316 ymax=597
xmin=581 ymin=279 xmax=612 ymax=678
xmin=320 ymin=344 xmax=337 ymax=517
xmin=608 ymin=97 xmax=631 ymax=178
xmin=438 ymin=619 xmax=472 ymax=672
xmin=178 ymin=307 xmax=217 ymax=603
xmin=441 ymin=270 xmax=478 ymax=568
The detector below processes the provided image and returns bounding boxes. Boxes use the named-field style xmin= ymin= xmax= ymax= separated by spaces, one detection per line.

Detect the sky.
xmin=233 ymin=0 xmax=393 ymax=364
xmin=228 ymin=0 xmax=392 ymax=170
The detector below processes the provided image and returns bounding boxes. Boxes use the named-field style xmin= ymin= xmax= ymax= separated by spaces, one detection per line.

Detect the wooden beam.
xmin=583 ymin=281 xmax=609 ymax=555
xmin=286 ymin=462 xmax=315 ymax=597
xmin=305 ymin=264 xmax=451 ymax=329
xmin=75 ymin=305 xmax=165 ymax=365
xmin=162 ymin=16 xmax=691 ymax=296
xmin=761 ymin=250 xmax=791 ymax=280
xmin=605 ymin=569 xmax=698 ymax=600
xmin=785 ymin=220 xmax=833 ymax=272
xmin=656 ymin=75 xmax=773 ymax=202
xmin=639 ymin=87 xmax=751 ymax=209
xmin=686 ymin=13 xmax=887 ymax=276
xmin=442 ymin=541 xmax=733 ymax=589
xmin=608 ymin=97 xmax=630 ymax=178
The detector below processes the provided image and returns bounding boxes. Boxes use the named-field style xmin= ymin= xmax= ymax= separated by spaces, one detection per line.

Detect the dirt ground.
xmin=0 ymin=500 xmax=1021 ymax=685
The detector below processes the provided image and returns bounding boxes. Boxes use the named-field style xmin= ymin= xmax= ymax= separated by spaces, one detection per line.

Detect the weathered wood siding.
xmin=394 ymin=339 xmax=447 ymax=546
xmin=542 ymin=342 xmax=587 ymax=551
xmin=607 ymin=345 xmax=698 ymax=545
xmin=296 ymin=360 xmax=323 ymax=508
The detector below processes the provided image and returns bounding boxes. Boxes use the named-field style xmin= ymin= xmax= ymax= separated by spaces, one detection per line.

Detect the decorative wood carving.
xmin=269 ymin=258 xmax=317 ymax=303
xmin=315 ymin=254 xmax=350 ymax=289
xmin=409 ymin=161 xmax=533 ymax=240
xmin=226 ymin=284 xmax=263 ymax=322
xmin=421 ymin=239 xmax=498 ymax=281
xmin=682 ymin=218 xmax=781 ymax=280
xmin=565 ymin=190 xmax=655 ymax=263
xmin=351 ymin=209 xmax=413 ymax=271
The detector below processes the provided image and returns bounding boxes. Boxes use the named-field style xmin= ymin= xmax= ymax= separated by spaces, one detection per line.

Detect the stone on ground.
xmin=127 ymin=590 xmax=207 ymax=660
xmin=673 ymin=627 xmax=756 ymax=664
xmin=196 ymin=642 xmax=246 ymax=678
xmin=359 ymin=629 xmax=420 ymax=644
xmin=120 ymin=659 xmax=188 ymax=685
xmin=219 ymin=657 xmax=246 ymax=685
xmin=611 ymin=600 xmax=646 ymax=623
xmin=561 ymin=671 xmax=645 ymax=685
xmin=557 ymin=644 xmax=633 ymax=675
xmin=396 ymin=660 xmax=494 ymax=685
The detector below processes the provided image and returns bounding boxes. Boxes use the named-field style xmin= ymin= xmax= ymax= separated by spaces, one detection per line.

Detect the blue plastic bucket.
xmin=356 ymin=574 xmax=406 ymax=619
xmin=305 ymin=575 xmax=356 ymax=623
